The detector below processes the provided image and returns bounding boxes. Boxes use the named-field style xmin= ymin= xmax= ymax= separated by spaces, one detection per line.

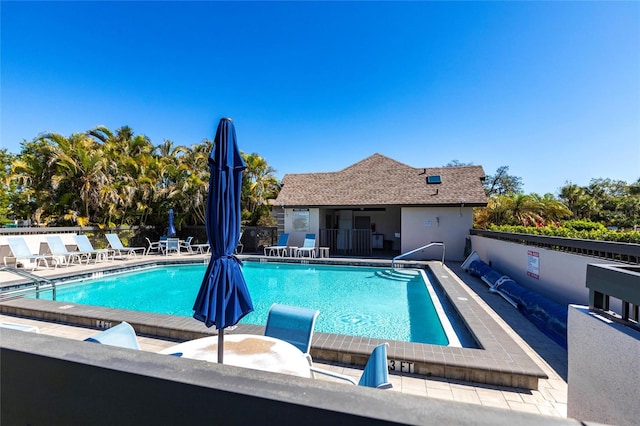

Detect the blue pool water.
xmin=38 ymin=262 xmax=459 ymax=345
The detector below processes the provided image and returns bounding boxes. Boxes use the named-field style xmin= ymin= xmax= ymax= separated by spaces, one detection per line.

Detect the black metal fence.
xmin=319 ymin=229 xmax=373 ymax=256
xmin=0 ymin=226 xmax=280 ymax=254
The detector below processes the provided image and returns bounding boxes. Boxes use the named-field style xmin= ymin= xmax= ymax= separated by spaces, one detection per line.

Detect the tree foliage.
xmin=482 ymin=165 xmax=523 ymax=196
xmin=0 ymin=126 xmax=279 ymax=230
xmin=474 ymin=167 xmax=640 ymax=242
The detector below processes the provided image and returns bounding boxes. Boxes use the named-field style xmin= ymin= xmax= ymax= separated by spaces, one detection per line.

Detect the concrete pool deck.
xmin=0 ymin=253 xmax=568 ymax=417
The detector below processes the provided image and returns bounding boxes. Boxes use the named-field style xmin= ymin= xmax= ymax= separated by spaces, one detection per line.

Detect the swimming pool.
xmin=36 ymin=262 xmax=462 ymax=346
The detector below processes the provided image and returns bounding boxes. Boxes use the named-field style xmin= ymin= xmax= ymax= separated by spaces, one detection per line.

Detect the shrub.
xmin=487 ymin=223 xmax=640 ymax=244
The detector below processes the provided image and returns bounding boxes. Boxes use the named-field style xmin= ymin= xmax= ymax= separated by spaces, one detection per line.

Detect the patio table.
xmin=158 ymin=334 xmax=312 ymax=378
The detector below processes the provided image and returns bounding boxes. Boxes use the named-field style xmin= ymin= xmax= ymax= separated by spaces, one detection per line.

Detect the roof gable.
xmin=340 ymin=153 xmax=414 ymax=173
xmin=276 ymin=153 xmax=487 ymax=207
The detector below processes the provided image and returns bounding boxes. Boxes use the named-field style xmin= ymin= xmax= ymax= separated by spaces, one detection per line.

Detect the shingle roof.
xmin=275 ymin=153 xmax=488 ymax=207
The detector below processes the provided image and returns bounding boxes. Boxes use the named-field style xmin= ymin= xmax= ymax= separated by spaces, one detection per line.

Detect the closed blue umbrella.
xmin=168 ymin=209 xmax=177 ymax=237
xmin=193 ymin=117 xmax=253 ymax=363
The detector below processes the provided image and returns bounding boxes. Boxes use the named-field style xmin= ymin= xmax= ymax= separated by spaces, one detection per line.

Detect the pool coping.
xmin=0 ymin=256 xmax=547 ymax=389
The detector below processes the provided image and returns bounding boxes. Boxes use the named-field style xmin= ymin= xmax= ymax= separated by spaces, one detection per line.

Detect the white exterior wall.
xmin=0 ymin=234 xmax=78 ymax=255
xmin=567 ymin=305 xmax=640 ymax=425
xmin=401 ymin=207 xmax=474 ymax=261
xmin=283 ymin=208 xmax=320 ymax=248
xmin=470 ymin=235 xmax=621 ymax=306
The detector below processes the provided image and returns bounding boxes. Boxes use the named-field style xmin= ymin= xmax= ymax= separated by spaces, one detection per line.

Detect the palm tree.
xmin=173 ymin=141 xmax=210 ymax=225
xmin=89 ymin=125 xmax=158 ymax=226
xmin=9 ymin=138 xmax=59 ymax=224
xmin=241 ymin=152 xmax=280 ymax=225
xmin=45 ymin=132 xmax=108 ymax=225
xmin=531 ymin=193 xmax=572 ymax=224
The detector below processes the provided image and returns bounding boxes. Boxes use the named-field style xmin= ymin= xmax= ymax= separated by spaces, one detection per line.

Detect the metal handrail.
xmin=392 ymin=242 xmax=445 ymax=268
xmin=0 ymin=266 xmax=56 ymax=300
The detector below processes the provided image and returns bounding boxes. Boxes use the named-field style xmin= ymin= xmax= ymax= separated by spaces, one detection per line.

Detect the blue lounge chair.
xmin=295 ymin=234 xmax=316 ymax=258
xmin=105 ymin=233 xmax=146 ymax=258
xmin=75 ymin=234 xmax=113 ymax=262
xmin=264 ymin=233 xmax=290 ymax=256
xmin=46 ymin=235 xmax=91 ymax=266
xmin=84 ymin=322 xmax=141 ymax=350
xmin=264 ymin=303 xmax=319 ymax=363
xmin=310 ymin=343 xmax=393 ymax=389
xmin=4 ymin=237 xmax=54 ymax=270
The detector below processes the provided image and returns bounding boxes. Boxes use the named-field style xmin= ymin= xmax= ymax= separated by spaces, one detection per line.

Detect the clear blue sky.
xmin=2 ymin=1 xmax=639 ymax=195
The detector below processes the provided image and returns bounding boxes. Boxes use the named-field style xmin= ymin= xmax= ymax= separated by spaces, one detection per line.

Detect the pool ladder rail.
xmin=0 ymin=266 xmax=57 ymax=301
xmin=392 ymin=242 xmax=445 ymax=269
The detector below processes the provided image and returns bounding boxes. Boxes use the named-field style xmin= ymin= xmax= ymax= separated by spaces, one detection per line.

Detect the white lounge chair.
xmin=105 ymin=233 xmax=146 ymax=258
xmin=4 ymin=237 xmax=54 ymax=270
xmin=46 ymin=235 xmax=91 ymax=266
xmin=75 ymin=235 xmax=113 ymax=262
xmin=236 ymin=231 xmax=244 ymax=254
xmin=190 ymin=241 xmax=210 ymax=254
xmin=295 ymin=234 xmax=317 ymax=258
xmin=145 ymin=236 xmax=167 ymax=255
xmin=0 ymin=322 xmax=40 ymax=333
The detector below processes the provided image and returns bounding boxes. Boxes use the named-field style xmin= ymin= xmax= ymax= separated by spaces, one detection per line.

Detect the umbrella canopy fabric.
xmin=193 ymin=118 xmax=253 ymax=340
xmin=167 ymin=209 xmax=177 ymax=237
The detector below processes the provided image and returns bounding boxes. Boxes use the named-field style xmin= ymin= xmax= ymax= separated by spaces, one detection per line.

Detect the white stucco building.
xmin=273 ymin=153 xmax=488 ymax=261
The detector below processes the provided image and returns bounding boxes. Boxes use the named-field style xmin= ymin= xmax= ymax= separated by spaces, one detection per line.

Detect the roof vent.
xmin=426 ymin=175 xmax=442 ymax=184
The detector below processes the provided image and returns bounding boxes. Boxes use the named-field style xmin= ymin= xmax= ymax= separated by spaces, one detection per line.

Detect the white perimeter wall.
xmin=0 ymin=234 xmax=78 ymax=268
xmin=401 ymin=207 xmax=474 ymax=262
xmin=567 ymin=305 xmax=640 ymax=425
xmin=0 ymin=234 xmax=78 ymax=256
xmin=470 ymin=235 xmax=622 ymax=306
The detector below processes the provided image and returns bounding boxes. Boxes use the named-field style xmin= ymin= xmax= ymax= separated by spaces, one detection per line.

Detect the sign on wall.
xmin=292 ymin=209 xmax=309 ymax=232
xmin=527 ymin=250 xmax=539 ymax=279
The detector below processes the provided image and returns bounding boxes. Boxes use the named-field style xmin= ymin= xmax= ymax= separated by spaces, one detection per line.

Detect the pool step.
xmin=376 ymin=269 xmax=421 ymax=282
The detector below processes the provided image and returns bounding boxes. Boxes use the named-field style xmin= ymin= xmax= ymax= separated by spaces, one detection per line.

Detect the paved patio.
xmin=0 ymin=253 xmax=568 ymax=418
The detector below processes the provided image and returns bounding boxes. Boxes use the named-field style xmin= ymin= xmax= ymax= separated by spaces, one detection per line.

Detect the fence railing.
xmin=470 ymin=229 xmax=639 ymax=265
xmin=586 ymin=264 xmax=640 ymax=326
xmin=0 ymin=266 xmax=56 ymax=301
xmin=319 ymin=229 xmax=372 ymax=256
xmin=392 ymin=242 xmax=445 ymax=268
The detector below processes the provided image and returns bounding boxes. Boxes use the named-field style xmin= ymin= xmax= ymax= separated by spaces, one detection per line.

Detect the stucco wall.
xmin=401 ymin=207 xmax=474 ymax=261
xmin=567 ymin=305 xmax=640 ymax=426
xmin=470 ymin=235 xmax=621 ymax=306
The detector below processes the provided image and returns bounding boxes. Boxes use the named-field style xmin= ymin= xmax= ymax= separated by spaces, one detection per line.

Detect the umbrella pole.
xmin=218 ymin=328 xmax=224 ymax=363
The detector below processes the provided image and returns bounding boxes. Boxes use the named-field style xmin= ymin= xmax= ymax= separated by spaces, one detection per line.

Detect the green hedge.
xmin=487 ymin=223 xmax=640 ymax=244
